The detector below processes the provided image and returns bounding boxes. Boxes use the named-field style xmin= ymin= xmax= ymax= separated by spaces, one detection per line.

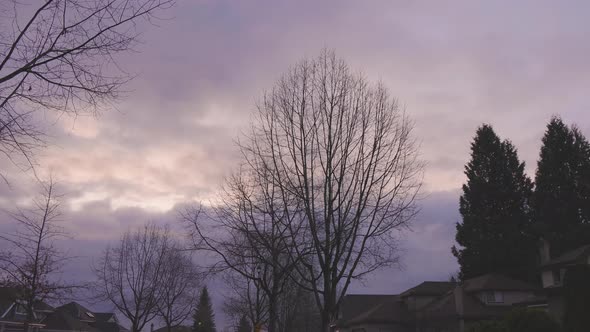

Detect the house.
xmin=42 ymin=302 xmax=128 ymax=332
xmin=538 ymin=241 xmax=590 ymax=323
xmin=335 ymin=294 xmax=412 ymax=332
xmin=333 ymin=274 xmax=542 ymax=332
xmin=0 ymin=287 xmax=54 ymax=332
xmin=416 ymin=274 xmax=542 ymax=332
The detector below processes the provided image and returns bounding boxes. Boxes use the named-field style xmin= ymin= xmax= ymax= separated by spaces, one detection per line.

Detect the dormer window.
xmin=15 ymin=304 xmax=27 ymax=315
xmin=484 ymin=291 xmax=504 ymax=304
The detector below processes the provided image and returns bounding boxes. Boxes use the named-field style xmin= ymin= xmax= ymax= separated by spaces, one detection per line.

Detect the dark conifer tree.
xmin=452 ymin=125 xmax=535 ymax=281
xmin=236 ymin=315 xmax=251 ymax=332
xmin=532 ymin=117 xmax=590 ymax=257
xmin=192 ymin=287 xmax=216 ymax=332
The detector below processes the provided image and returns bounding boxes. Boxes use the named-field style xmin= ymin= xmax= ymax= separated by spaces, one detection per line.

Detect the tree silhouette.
xmin=532 ymin=116 xmax=590 ymax=257
xmin=236 ymin=315 xmax=251 ymax=332
xmin=192 ymin=287 xmax=216 ymax=332
xmin=452 ymin=124 xmax=535 ymax=281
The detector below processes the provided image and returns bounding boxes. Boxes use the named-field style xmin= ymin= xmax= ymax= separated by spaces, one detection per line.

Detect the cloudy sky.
xmin=2 ymin=0 xmax=590 ymax=329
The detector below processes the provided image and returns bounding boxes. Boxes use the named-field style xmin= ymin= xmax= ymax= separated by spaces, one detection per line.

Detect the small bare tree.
xmin=0 ymin=178 xmax=76 ymax=332
xmin=222 ymin=270 xmax=268 ymax=332
xmin=94 ymin=223 xmax=171 ymax=332
xmin=236 ymin=50 xmax=423 ymax=332
xmin=156 ymin=242 xmax=201 ymax=332
xmin=0 ymin=0 xmax=173 ymax=170
xmin=184 ymin=167 xmax=305 ymax=332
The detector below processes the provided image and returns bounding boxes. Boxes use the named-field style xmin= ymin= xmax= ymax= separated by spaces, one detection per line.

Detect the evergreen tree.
xmin=193 ymin=287 xmax=216 ymax=332
xmin=236 ymin=315 xmax=251 ymax=332
xmin=452 ymin=125 xmax=535 ymax=281
xmin=532 ymin=117 xmax=590 ymax=257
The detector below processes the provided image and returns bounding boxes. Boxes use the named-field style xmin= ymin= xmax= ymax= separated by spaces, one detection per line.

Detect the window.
xmin=552 ymin=269 xmax=561 ymax=285
xmin=15 ymin=304 xmax=27 ymax=315
xmin=484 ymin=291 xmax=504 ymax=304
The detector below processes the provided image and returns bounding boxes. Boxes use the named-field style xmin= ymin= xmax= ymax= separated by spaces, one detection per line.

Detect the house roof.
xmin=57 ymin=302 xmax=96 ymax=322
xmin=338 ymin=294 xmax=398 ymax=322
xmin=400 ymin=281 xmax=456 ymax=298
xmin=541 ymin=244 xmax=590 ymax=269
xmin=42 ymin=308 xmax=100 ymax=332
xmin=420 ymin=288 xmax=510 ymax=321
xmin=418 ymin=274 xmax=540 ymax=322
xmin=153 ymin=325 xmax=192 ymax=332
xmin=94 ymin=313 xmax=114 ymax=322
xmin=0 ymin=287 xmax=54 ymax=321
xmin=462 ymin=273 xmax=537 ymax=292
xmin=43 ymin=302 xmax=128 ymax=332
xmin=336 ymin=295 xmax=410 ymax=327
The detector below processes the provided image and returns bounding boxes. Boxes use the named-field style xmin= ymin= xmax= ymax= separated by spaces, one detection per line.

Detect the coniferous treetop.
xmin=192 ymin=287 xmax=216 ymax=332
xmin=453 ymin=124 xmax=535 ymax=281
xmin=533 ymin=116 xmax=590 ymax=257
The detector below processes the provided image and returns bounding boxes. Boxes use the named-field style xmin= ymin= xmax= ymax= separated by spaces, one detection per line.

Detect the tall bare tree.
xmin=156 ymin=242 xmax=201 ymax=332
xmin=236 ymin=50 xmax=422 ymax=331
xmin=0 ymin=0 xmax=173 ymax=170
xmin=94 ymin=223 xmax=171 ymax=332
xmin=0 ymin=178 xmax=76 ymax=332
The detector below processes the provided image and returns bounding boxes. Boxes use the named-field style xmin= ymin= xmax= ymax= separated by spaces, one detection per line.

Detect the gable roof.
xmin=42 ymin=309 xmax=100 ymax=332
xmin=57 ymin=302 xmax=96 ymax=322
xmin=541 ymin=244 xmax=590 ymax=269
xmin=400 ymin=281 xmax=456 ymax=298
xmin=153 ymin=326 xmax=191 ymax=332
xmin=43 ymin=302 xmax=128 ymax=332
xmin=0 ymin=287 xmax=54 ymax=322
xmin=338 ymin=294 xmax=397 ymax=321
xmin=336 ymin=295 xmax=410 ymax=327
xmin=418 ymin=284 xmax=526 ymax=322
xmin=462 ymin=274 xmax=537 ymax=292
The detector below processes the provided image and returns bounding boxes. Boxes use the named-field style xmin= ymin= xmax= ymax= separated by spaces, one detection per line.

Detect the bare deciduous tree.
xmin=94 ymin=224 xmax=171 ymax=332
xmin=156 ymin=242 xmax=201 ymax=332
xmin=222 ymin=271 xmax=268 ymax=332
xmin=0 ymin=0 xmax=173 ymax=170
xmin=235 ymin=50 xmax=422 ymax=331
xmin=0 ymin=177 xmax=77 ymax=332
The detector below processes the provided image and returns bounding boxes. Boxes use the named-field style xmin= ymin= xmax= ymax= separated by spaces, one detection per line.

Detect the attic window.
xmin=15 ymin=305 xmax=27 ymax=315
xmin=484 ymin=291 xmax=504 ymax=304
xmin=552 ymin=269 xmax=562 ymax=285
xmin=86 ymin=312 xmax=95 ymax=318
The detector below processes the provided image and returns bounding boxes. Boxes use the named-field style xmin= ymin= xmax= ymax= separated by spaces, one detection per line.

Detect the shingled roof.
xmin=541 ymin=244 xmax=590 ymax=269
xmin=42 ymin=302 xmax=128 ymax=332
xmin=336 ymin=295 xmax=411 ymax=328
xmin=338 ymin=294 xmax=398 ymax=322
xmin=462 ymin=273 xmax=537 ymax=292
xmin=400 ymin=281 xmax=456 ymax=297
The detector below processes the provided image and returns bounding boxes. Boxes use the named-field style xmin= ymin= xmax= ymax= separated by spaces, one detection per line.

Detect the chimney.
xmin=539 ymin=238 xmax=551 ymax=265
xmin=454 ymin=286 xmax=465 ymax=332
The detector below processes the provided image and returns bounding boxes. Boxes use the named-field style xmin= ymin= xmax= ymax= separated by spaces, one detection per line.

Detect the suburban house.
xmin=333 ymin=274 xmax=543 ymax=332
xmin=42 ymin=302 xmax=128 ymax=332
xmin=0 ymin=288 xmax=53 ymax=332
xmin=538 ymin=242 xmax=590 ymax=323
xmin=415 ymin=274 xmax=543 ymax=332
xmin=0 ymin=290 xmax=127 ymax=332
xmin=335 ymin=242 xmax=590 ymax=332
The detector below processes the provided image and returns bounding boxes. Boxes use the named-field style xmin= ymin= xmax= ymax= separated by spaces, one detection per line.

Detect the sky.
xmin=2 ymin=0 xmax=590 ymax=330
